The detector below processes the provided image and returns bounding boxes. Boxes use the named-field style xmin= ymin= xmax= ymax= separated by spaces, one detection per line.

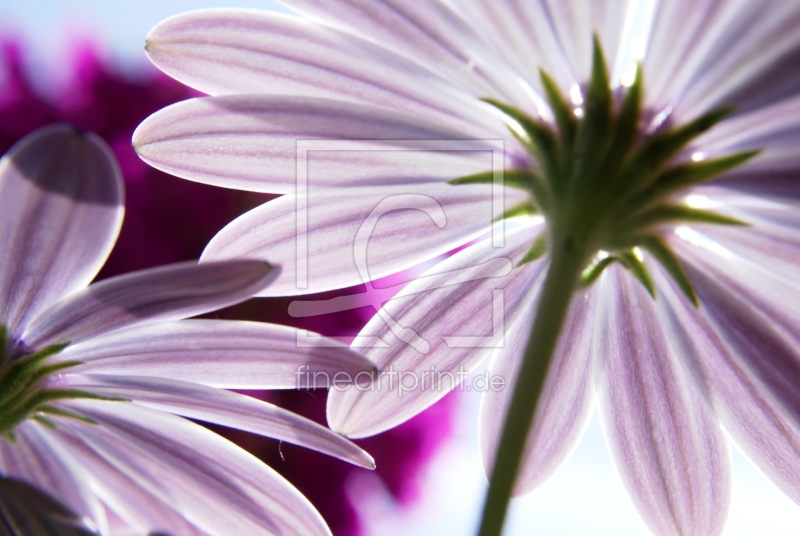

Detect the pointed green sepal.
xmin=38 ymin=405 xmax=98 ymax=426
xmin=448 ymin=169 xmax=537 ymax=192
xmin=482 ymin=98 xmax=562 ymax=186
xmin=634 ymin=204 xmax=748 ymax=228
xmin=32 ymin=416 xmax=57 ymax=429
xmin=494 ymin=201 xmax=538 ymax=222
xmin=639 ymin=235 xmax=698 ymax=306
xmin=627 ymin=150 xmax=761 ymax=213
xmin=598 ymin=63 xmax=642 ymax=182
xmin=570 ymin=36 xmax=613 ymax=193
xmin=615 ymin=106 xmax=736 ymax=197
xmin=619 ymin=250 xmax=656 ymax=298
xmin=539 ymin=69 xmax=576 ymax=148
xmin=517 ymin=233 xmax=548 ymax=266
xmin=580 ymin=255 xmax=617 ymax=287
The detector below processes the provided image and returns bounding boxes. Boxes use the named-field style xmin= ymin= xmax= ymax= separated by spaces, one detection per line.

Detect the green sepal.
xmin=0 ymin=342 xmax=72 ymax=391
xmin=626 ymin=150 xmax=760 ymax=213
xmin=619 ymin=250 xmax=656 ymax=298
xmin=0 ymin=359 xmax=82 ymax=416
xmin=0 ymin=325 xmax=7 ymax=362
xmin=38 ymin=405 xmax=98 ymax=426
xmin=639 ymin=235 xmax=698 ymax=306
xmin=449 ymin=169 xmax=538 ymax=193
xmin=632 ymin=204 xmax=748 ymax=229
xmin=0 ymin=389 xmax=119 ymax=435
xmin=517 ymin=233 xmax=548 ymax=267
xmin=614 ymin=106 xmax=736 ymax=197
xmin=580 ymin=256 xmax=617 ymax=287
xmin=539 ymin=68 xmax=576 ymax=149
xmin=597 ymin=63 xmax=642 ymax=186
xmin=32 ymin=416 xmax=57 ymax=429
xmin=494 ymin=201 xmax=538 ymax=222
xmin=482 ymin=98 xmax=562 ymax=189
xmin=571 ymin=36 xmax=613 ymax=192
xmin=449 ymin=168 xmax=552 ymax=214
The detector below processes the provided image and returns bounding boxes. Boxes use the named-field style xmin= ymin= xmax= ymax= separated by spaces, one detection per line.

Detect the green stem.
xmin=477 ymin=239 xmax=587 ymax=536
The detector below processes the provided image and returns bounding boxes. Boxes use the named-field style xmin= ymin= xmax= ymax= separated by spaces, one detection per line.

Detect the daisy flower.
xmin=0 ymin=124 xmax=376 ymax=535
xmin=135 ymin=1 xmax=800 ymax=534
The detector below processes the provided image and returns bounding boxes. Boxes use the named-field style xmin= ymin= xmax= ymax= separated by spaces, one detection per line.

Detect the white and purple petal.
xmin=595 ymin=266 xmax=730 ymax=536
xmin=479 ymin=281 xmax=596 ymax=496
xmin=328 ymin=221 xmax=547 ymax=438
xmin=22 ymin=260 xmax=276 ymax=349
xmin=654 ymin=264 xmax=800 ymax=505
xmin=59 ymin=400 xmax=331 ymax=536
xmin=202 ymin=183 xmax=528 ymax=295
xmin=0 ymin=125 xmax=123 ymax=339
xmin=145 ymin=9 xmax=502 ymax=137
xmin=56 ymin=373 xmax=374 ymax=469
xmin=133 ymin=95 xmax=510 ymax=194
xmin=56 ymin=319 xmax=374 ymax=389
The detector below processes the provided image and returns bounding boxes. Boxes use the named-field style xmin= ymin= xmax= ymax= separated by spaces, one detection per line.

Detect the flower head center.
xmin=450 ymin=38 xmax=757 ymax=305
xmin=0 ymin=327 xmax=100 ymax=437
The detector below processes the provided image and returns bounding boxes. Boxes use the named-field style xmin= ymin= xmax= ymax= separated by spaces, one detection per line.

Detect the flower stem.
xmin=477 ymin=238 xmax=587 ymax=536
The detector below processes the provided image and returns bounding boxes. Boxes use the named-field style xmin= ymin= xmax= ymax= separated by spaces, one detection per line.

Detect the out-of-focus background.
xmin=2 ymin=1 xmax=799 ymax=534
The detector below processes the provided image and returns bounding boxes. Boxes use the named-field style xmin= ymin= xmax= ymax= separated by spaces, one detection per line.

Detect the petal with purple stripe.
xmin=595 ymin=265 xmax=730 ymax=536
xmin=22 ymin=260 xmax=276 ymax=349
xmin=0 ymin=125 xmax=123 ymax=338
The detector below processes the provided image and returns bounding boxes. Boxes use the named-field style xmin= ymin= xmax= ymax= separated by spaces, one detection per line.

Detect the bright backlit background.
xmin=2 ymin=1 xmax=799 ymax=534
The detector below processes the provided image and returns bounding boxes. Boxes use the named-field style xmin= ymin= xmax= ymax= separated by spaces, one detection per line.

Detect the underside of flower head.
xmin=0 ymin=327 xmax=108 ymax=439
xmin=451 ymin=37 xmax=758 ymax=306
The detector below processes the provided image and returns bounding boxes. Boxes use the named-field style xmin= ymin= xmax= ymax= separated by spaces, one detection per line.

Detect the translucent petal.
xmin=35 ymin=423 xmax=206 ymax=535
xmin=133 ymin=95 xmax=508 ymax=193
xmin=276 ymin=0 xmax=534 ymax=111
xmin=0 ymin=125 xmax=123 ymax=339
xmin=145 ymin=9 xmax=500 ymax=137
xmin=22 ymin=260 xmax=276 ymax=349
xmin=327 ymin=221 xmax=547 ymax=438
xmin=595 ymin=266 xmax=730 ymax=536
xmin=58 ymin=319 xmax=374 ymax=389
xmin=479 ymin=281 xmax=596 ymax=496
xmin=61 ymin=400 xmax=331 ymax=536
xmin=654 ymin=265 xmax=800 ymax=505
xmin=202 ymin=182 xmax=528 ymax=295
xmin=57 ymin=374 xmax=374 ymax=468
